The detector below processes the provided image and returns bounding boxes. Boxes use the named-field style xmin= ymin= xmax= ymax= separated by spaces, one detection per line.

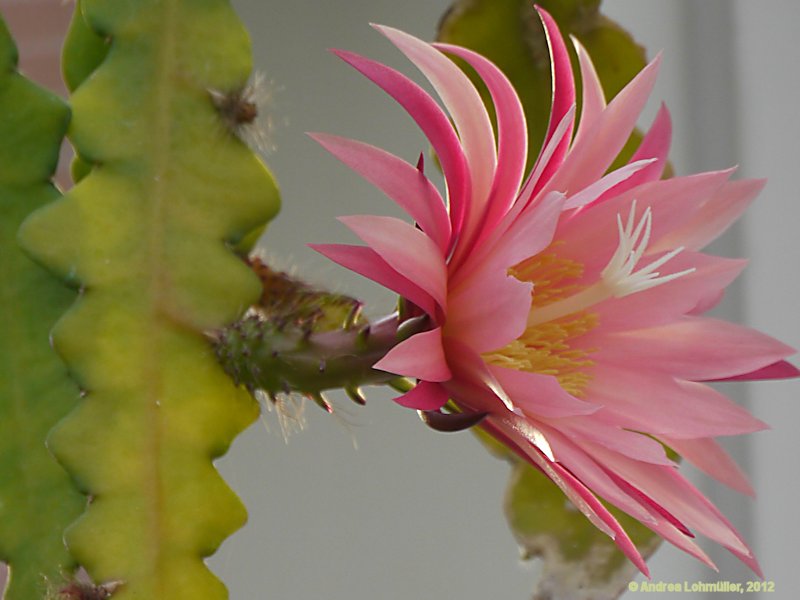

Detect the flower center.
xmin=484 ymin=203 xmax=695 ymax=397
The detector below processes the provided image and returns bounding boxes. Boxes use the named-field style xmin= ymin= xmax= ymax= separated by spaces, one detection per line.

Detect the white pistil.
xmin=528 ymin=201 xmax=696 ymax=327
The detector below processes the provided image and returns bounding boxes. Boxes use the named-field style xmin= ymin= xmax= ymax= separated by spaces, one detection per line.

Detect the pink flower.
xmin=311 ymin=10 xmax=797 ymax=576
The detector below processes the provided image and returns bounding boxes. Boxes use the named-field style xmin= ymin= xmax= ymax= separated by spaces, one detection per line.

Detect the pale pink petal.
xmin=487 ymin=415 xmax=650 ymax=576
xmin=652 ymin=178 xmax=766 ymax=253
xmin=455 ymin=191 xmax=565 ymax=286
xmin=393 ymin=380 xmax=449 ymax=410
xmin=310 ymin=243 xmax=437 ymax=316
xmin=534 ymin=8 xmax=576 ymax=192
xmin=581 ymin=104 xmax=673 ymax=208
xmin=585 ymin=317 xmax=796 ymax=381
xmin=711 ymin=359 xmax=800 ymax=382
xmin=434 ymin=43 xmax=528 ymax=244
xmin=591 ymin=253 xmax=747 ymax=330
xmin=444 ymin=338 xmax=513 ymax=412
xmin=374 ymin=327 xmax=451 ymax=382
xmin=540 ymin=424 xmax=656 ymax=522
xmin=543 ymin=54 xmax=661 ymax=197
xmin=446 ymin=269 xmax=532 ymax=353
xmin=583 ymin=366 xmax=768 ymax=439
xmin=333 ymin=49 xmax=471 ymax=237
xmin=555 ymin=170 xmax=732 ymax=276
xmin=563 ymin=158 xmax=656 ymax=210
xmin=488 ymin=366 xmax=599 ymax=418
xmin=376 ymin=25 xmax=496 ymax=239
xmin=309 ymin=133 xmax=451 ymax=251
xmin=660 ymin=436 xmax=754 ymax=497
xmin=588 ymin=444 xmax=757 ymax=567
xmin=339 ymin=215 xmax=447 ymax=311
xmin=572 ymin=36 xmax=606 ymax=144
xmin=554 ymin=415 xmax=673 ymax=466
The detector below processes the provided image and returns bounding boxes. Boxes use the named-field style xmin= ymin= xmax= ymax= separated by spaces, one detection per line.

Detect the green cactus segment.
xmin=506 ymin=463 xmax=660 ymax=600
xmin=0 ymin=17 xmax=85 ymax=600
xmin=18 ymin=0 xmax=280 ymax=597
xmin=62 ymin=0 xmax=110 ymax=94
xmin=437 ymin=0 xmax=648 ymax=172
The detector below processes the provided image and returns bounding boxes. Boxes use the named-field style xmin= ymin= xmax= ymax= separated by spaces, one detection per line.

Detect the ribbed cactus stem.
xmin=212 ymin=312 xmax=426 ymax=399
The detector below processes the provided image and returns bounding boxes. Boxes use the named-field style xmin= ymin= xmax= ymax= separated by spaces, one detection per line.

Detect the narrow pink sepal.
xmin=709 ymin=359 xmax=800 ymax=382
xmin=339 ymin=215 xmax=447 ymax=311
xmin=373 ymin=327 xmax=451 ymax=382
xmin=544 ymin=53 xmax=661 ymax=197
xmin=535 ymin=7 xmax=576 ymax=191
xmin=660 ymin=436 xmax=754 ymax=497
xmin=495 ymin=415 xmax=651 ymax=576
xmin=333 ymin=48 xmax=471 ymax=237
xmin=309 ymin=133 xmax=451 ymax=251
xmin=394 ymin=380 xmax=449 ymax=410
xmin=376 ymin=24 xmax=496 ymax=222
xmin=572 ymin=36 xmax=606 ymax=142
xmin=581 ymin=104 xmax=673 ymax=208
xmin=434 ymin=43 xmax=528 ymax=244
xmin=309 ymin=243 xmax=437 ymax=317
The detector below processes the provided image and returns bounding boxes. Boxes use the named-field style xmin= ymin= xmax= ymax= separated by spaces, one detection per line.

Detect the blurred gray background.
xmin=214 ymin=1 xmax=800 ymax=599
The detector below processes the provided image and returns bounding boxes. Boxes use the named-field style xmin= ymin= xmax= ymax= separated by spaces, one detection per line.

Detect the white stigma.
xmin=528 ymin=201 xmax=696 ymax=327
xmin=602 ymin=201 xmax=696 ymax=297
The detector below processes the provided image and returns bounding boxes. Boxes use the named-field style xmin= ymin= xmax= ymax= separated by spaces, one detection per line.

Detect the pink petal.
xmin=333 ymin=49 xmax=471 ymax=238
xmin=588 ymin=444 xmax=757 ymax=567
xmin=394 ymin=380 xmax=449 ymax=410
xmin=652 ymin=178 xmax=766 ymax=253
xmin=339 ymin=215 xmax=447 ymax=311
xmin=583 ymin=365 xmax=768 ymax=439
xmin=572 ymin=36 xmax=606 ymax=144
xmin=586 ymin=317 xmax=796 ymax=381
xmin=446 ymin=268 xmax=532 ymax=353
xmin=434 ymin=43 xmax=528 ymax=246
xmin=555 ymin=170 xmax=733 ymax=276
xmin=710 ymin=359 xmax=800 ymax=382
xmin=373 ymin=327 xmax=451 ymax=382
xmin=563 ymin=158 xmax=657 ymax=210
xmin=660 ymin=436 xmax=754 ymax=497
xmin=534 ymin=8 xmax=576 ymax=192
xmin=454 ymin=190 xmax=565 ymax=286
xmin=444 ymin=337 xmax=513 ymax=412
xmin=543 ymin=54 xmax=661 ymax=198
xmin=310 ymin=243 xmax=437 ymax=316
xmin=580 ymin=104 xmax=673 ymax=209
xmin=309 ymin=133 xmax=451 ymax=251
xmin=376 ymin=26 xmax=496 ymax=240
xmin=488 ymin=365 xmax=599 ymax=418
xmin=555 ymin=414 xmax=673 ymax=466
xmin=590 ymin=253 xmax=747 ymax=330
xmin=487 ymin=415 xmax=650 ymax=576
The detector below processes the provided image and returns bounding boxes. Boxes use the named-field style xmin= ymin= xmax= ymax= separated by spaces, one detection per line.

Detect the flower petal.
xmin=309 ymin=133 xmax=451 ymax=251
xmin=434 ymin=43 xmax=528 ymax=245
xmin=373 ymin=327 xmax=451 ymax=382
xmin=376 ymin=25 xmax=496 ymax=240
xmin=488 ymin=365 xmax=599 ymax=418
xmin=572 ymin=36 xmax=606 ymax=144
xmin=660 ymin=436 xmax=754 ymax=497
xmin=339 ymin=215 xmax=447 ymax=312
xmin=587 ymin=317 xmax=796 ymax=381
xmin=310 ymin=243 xmax=437 ymax=316
xmin=393 ymin=380 xmax=449 ymax=410
xmin=333 ymin=49 xmax=471 ymax=237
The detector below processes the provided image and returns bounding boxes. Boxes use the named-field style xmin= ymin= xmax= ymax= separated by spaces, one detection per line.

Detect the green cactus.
xmin=18 ymin=0 xmax=279 ymax=597
xmin=0 ymin=17 xmax=86 ymax=600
